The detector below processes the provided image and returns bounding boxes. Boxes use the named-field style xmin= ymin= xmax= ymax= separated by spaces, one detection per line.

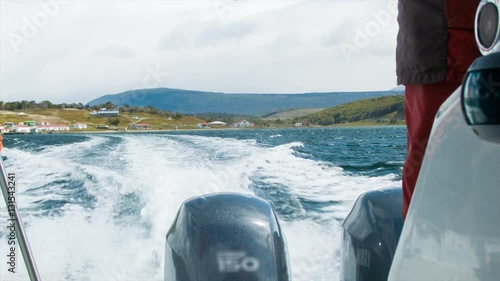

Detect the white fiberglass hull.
xmin=389 ymin=88 xmax=500 ymax=280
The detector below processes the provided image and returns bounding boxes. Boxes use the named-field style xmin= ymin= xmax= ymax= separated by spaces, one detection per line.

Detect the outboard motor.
xmin=165 ymin=193 xmax=290 ymax=281
xmin=340 ymin=188 xmax=403 ymax=281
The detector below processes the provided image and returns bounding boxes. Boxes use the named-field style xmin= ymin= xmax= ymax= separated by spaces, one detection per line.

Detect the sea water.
xmin=0 ymin=126 xmax=406 ymax=281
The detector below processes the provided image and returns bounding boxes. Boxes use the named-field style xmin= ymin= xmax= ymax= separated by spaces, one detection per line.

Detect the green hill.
xmin=296 ymin=95 xmax=405 ymax=125
xmin=261 ymin=108 xmax=324 ymax=119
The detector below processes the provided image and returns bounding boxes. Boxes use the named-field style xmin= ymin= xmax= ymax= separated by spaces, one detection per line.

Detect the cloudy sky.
xmin=1 ymin=0 xmax=399 ymax=104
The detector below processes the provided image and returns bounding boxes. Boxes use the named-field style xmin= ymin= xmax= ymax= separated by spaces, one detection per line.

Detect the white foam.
xmin=0 ymin=133 xmax=400 ymax=280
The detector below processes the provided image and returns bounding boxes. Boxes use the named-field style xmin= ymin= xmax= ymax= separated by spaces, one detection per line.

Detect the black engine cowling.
xmin=340 ymin=188 xmax=403 ymax=281
xmin=165 ymin=193 xmax=290 ymax=281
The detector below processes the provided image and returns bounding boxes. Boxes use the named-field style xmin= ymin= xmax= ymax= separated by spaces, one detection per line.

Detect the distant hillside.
xmin=262 ymin=108 xmax=324 ymax=119
xmin=87 ymin=87 xmax=404 ymax=116
xmin=297 ymin=95 xmax=405 ymax=125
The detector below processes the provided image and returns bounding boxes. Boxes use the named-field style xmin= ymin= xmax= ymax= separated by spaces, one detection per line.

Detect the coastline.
xmin=2 ymin=123 xmax=406 ymax=136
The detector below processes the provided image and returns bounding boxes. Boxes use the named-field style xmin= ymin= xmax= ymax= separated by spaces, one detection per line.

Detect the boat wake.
xmin=0 ymin=132 xmax=400 ymax=280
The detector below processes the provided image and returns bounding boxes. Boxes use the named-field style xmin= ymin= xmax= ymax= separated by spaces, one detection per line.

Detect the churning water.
xmin=0 ymin=127 xmax=406 ymax=280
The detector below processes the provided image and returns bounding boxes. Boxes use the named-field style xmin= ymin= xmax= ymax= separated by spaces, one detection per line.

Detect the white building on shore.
xmin=233 ymin=119 xmax=254 ymax=127
xmin=71 ymin=122 xmax=88 ymax=129
xmin=15 ymin=125 xmax=33 ymax=133
xmin=197 ymin=123 xmax=208 ymax=128
xmin=208 ymin=121 xmax=227 ymax=126
xmin=90 ymin=108 xmax=119 ymax=117
xmin=37 ymin=124 xmax=70 ymax=131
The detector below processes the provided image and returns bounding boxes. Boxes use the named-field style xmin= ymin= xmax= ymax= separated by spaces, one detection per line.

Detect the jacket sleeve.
xmin=396 ymin=0 xmax=448 ymax=85
xmin=396 ymin=0 xmax=481 ymax=85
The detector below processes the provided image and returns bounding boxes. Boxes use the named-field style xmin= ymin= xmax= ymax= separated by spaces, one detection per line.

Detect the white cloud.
xmin=159 ymin=20 xmax=257 ymax=49
xmin=92 ymin=44 xmax=136 ymax=58
xmin=0 ymin=0 xmax=398 ymax=104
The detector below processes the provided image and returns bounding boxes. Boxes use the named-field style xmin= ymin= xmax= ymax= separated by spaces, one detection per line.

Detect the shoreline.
xmin=2 ymin=124 xmax=406 ymax=136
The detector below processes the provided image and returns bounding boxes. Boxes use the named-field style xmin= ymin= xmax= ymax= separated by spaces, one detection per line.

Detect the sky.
xmin=1 ymin=0 xmax=399 ymax=104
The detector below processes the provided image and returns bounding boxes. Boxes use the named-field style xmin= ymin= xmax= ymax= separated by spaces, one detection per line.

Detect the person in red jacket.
xmin=397 ymin=0 xmax=481 ymax=218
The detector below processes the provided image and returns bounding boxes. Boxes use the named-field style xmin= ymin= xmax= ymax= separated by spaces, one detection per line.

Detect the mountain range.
xmin=87 ymin=87 xmax=404 ymax=116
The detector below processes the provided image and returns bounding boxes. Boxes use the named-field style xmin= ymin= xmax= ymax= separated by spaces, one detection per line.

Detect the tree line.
xmin=0 ymin=100 xmax=184 ymax=120
xmin=0 ymin=100 xmax=85 ymax=111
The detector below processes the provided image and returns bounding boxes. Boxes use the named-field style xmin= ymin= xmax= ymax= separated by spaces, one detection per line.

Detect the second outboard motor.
xmin=165 ymin=193 xmax=290 ymax=281
xmin=340 ymin=188 xmax=403 ymax=281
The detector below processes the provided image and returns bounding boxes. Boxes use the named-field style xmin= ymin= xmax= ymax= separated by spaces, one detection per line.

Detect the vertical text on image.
xmin=6 ymin=173 xmax=17 ymax=274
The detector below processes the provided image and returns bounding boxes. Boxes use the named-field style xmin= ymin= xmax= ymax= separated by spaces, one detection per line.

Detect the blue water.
xmin=0 ymin=126 xmax=406 ymax=280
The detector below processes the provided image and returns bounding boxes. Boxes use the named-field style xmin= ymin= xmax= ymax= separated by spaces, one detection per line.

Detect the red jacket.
xmin=396 ymin=0 xmax=481 ymax=85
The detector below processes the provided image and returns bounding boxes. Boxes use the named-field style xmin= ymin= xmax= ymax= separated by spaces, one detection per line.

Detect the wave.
xmin=0 ymin=132 xmax=401 ymax=280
